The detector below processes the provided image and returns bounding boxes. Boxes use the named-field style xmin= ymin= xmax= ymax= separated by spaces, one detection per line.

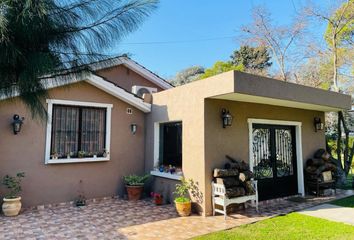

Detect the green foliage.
xmin=174 ymin=177 xmax=194 ymax=202
xmin=230 ymin=45 xmax=272 ymax=71
xmin=200 ymin=61 xmax=244 ymax=79
xmin=2 ymin=172 xmax=25 ymax=199
xmin=324 ymin=1 xmax=354 ymax=47
xmin=327 ymin=134 xmax=354 ymax=159
xmin=170 ymin=66 xmax=205 ymax=86
xmin=193 ymin=213 xmax=354 ymax=240
xmin=331 ymin=195 xmax=354 ymax=207
xmin=123 ymin=174 xmax=150 ymax=186
xmin=0 ymin=0 xmax=158 ymax=119
xmin=174 ymin=196 xmax=190 ymax=203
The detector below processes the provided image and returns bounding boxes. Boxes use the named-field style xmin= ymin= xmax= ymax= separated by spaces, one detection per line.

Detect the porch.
xmin=1 ymin=190 xmax=352 ymax=240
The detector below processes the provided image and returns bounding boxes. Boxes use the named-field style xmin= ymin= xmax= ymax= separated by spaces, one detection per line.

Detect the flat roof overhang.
xmin=206 ymin=71 xmax=352 ymax=112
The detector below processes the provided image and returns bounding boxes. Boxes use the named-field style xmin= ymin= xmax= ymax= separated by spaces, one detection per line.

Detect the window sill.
xmin=150 ymin=170 xmax=182 ymax=180
xmin=46 ymin=157 xmax=110 ymax=164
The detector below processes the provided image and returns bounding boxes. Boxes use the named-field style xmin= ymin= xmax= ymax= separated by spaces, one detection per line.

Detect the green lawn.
xmin=331 ymin=196 xmax=354 ymax=208
xmin=193 ymin=213 xmax=354 ymax=240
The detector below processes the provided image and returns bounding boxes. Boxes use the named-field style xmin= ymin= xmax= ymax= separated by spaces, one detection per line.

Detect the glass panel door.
xmin=275 ymin=129 xmax=294 ymax=177
xmin=252 ymin=128 xmax=273 ymax=179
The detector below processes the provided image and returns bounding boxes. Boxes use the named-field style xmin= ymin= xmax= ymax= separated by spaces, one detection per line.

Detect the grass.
xmin=193 ymin=213 xmax=354 ymax=240
xmin=331 ymin=196 xmax=354 ymax=208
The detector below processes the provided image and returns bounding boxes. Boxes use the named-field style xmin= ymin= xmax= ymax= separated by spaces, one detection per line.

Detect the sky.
xmin=111 ymin=0 xmax=326 ymax=79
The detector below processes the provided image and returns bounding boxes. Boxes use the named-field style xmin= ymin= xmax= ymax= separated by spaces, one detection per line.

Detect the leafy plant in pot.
xmin=174 ymin=178 xmax=193 ymax=217
xmin=75 ymin=180 xmax=86 ymax=207
xmin=2 ymin=172 xmax=25 ymax=217
xmin=123 ymin=174 xmax=149 ymax=201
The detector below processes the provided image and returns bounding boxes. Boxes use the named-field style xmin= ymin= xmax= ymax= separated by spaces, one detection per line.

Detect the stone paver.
xmin=299 ymin=203 xmax=354 ymax=225
xmin=0 ymin=190 xmax=353 ymax=240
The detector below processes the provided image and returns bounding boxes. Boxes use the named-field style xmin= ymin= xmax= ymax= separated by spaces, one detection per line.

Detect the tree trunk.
xmin=327 ymin=140 xmax=347 ymax=185
xmin=337 ymin=112 xmax=342 ymax=169
xmin=330 ymin=111 xmax=354 ymax=184
xmin=280 ymin=56 xmax=287 ymax=81
xmin=332 ymin=35 xmax=339 ymax=92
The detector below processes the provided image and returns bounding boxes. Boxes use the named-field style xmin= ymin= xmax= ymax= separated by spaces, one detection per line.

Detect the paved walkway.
xmin=299 ymin=203 xmax=354 ymax=225
xmin=0 ymin=190 xmax=352 ymax=239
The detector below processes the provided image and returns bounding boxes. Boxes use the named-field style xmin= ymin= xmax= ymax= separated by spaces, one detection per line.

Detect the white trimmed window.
xmin=45 ymin=99 xmax=112 ymax=164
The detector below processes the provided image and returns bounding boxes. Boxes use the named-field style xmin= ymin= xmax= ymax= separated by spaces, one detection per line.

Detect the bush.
xmin=174 ymin=178 xmax=194 ymax=203
xmin=2 ymin=172 xmax=25 ymax=199
xmin=123 ymin=174 xmax=150 ymax=186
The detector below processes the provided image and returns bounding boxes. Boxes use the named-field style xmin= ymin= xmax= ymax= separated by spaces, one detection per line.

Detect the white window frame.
xmin=45 ymin=99 xmax=113 ymax=164
xmin=247 ymin=118 xmax=304 ymax=196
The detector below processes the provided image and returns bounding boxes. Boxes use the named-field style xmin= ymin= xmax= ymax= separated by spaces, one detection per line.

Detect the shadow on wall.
xmin=189 ymin=179 xmax=204 ymax=213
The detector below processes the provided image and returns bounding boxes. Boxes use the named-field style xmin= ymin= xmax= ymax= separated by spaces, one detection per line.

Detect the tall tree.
xmin=169 ymin=66 xmax=205 ymax=86
xmin=305 ymin=0 xmax=353 ymax=92
xmin=240 ymin=6 xmax=306 ymax=81
xmin=230 ymin=45 xmax=272 ymax=75
xmin=304 ymin=1 xmax=354 ymax=183
xmin=199 ymin=61 xmax=243 ymax=79
xmin=0 ymin=0 xmax=158 ymax=118
xmin=294 ymin=56 xmax=332 ymax=89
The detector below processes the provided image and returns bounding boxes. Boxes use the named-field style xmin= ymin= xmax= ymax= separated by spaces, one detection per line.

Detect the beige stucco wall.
xmin=203 ymin=99 xmax=325 ymax=215
xmin=96 ymin=65 xmax=164 ymax=92
xmin=0 ymin=81 xmax=146 ymax=207
xmin=146 ymin=71 xmax=332 ymax=216
xmin=145 ymin=72 xmax=237 ymax=214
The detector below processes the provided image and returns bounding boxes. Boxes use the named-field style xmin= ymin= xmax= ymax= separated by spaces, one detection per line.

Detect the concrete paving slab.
xmin=300 ymin=203 xmax=354 ymax=225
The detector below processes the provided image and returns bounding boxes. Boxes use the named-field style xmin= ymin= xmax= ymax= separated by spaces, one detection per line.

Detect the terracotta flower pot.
xmin=126 ymin=185 xmax=144 ymax=201
xmin=175 ymin=200 xmax=191 ymax=217
xmin=2 ymin=197 xmax=22 ymax=217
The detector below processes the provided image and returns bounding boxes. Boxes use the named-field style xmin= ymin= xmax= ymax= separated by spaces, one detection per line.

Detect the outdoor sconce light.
xmin=12 ymin=114 xmax=24 ymax=135
xmin=130 ymin=123 xmax=137 ymax=135
xmin=314 ymin=117 xmax=324 ymax=132
xmin=221 ymin=108 xmax=233 ymax=128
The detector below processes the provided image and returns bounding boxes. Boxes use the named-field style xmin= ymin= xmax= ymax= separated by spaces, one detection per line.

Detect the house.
xmin=0 ymin=57 xmax=351 ymax=216
xmin=0 ymin=57 xmax=172 ymax=207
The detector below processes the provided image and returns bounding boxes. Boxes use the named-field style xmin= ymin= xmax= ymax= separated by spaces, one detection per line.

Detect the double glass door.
xmin=252 ymin=124 xmax=298 ymax=200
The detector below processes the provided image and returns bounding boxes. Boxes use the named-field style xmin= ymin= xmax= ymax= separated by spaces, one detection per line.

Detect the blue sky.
xmin=112 ymin=0 xmax=323 ymax=79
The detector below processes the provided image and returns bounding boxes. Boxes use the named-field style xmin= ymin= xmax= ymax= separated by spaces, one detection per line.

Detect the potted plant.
xmin=66 ymin=152 xmax=73 ymax=159
xmin=103 ymin=149 xmax=109 ymax=158
xmin=123 ymin=174 xmax=149 ymax=201
xmin=75 ymin=194 xmax=86 ymax=207
xmin=151 ymin=192 xmax=163 ymax=205
xmin=174 ymin=178 xmax=192 ymax=217
xmin=78 ymin=151 xmax=86 ymax=158
xmin=75 ymin=180 xmax=86 ymax=207
xmin=51 ymin=152 xmax=59 ymax=159
xmin=2 ymin=172 xmax=25 ymax=217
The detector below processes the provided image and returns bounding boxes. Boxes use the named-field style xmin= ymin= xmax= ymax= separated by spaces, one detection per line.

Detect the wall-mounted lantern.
xmin=130 ymin=123 xmax=137 ymax=135
xmin=221 ymin=108 xmax=233 ymax=128
xmin=12 ymin=114 xmax=25 ymax=135
xmin=314 ymin=117 xmax=324 ymax=132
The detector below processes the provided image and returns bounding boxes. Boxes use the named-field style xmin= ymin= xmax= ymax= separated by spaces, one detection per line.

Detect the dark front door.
xmin=252 ymin=124 xmax=298 ymax=200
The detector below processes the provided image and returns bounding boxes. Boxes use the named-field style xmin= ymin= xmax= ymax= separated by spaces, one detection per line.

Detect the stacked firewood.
xmin=213 ymin=155 xmax=255 ymax=198
xmin=305 ymin=149 xmax=337 ymax=182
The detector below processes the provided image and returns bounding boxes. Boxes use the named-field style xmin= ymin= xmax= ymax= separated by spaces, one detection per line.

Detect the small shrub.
xmin=123 ymin=174 xmax=150 ymax=186
xmin=174 ymin=178 xmax=194 ymax=203
xmin=2 ymin=172 xmax=25 ymax=199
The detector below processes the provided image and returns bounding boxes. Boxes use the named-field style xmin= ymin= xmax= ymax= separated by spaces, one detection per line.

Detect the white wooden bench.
xmin=212 ymin=180 xmax=258 ymax=219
